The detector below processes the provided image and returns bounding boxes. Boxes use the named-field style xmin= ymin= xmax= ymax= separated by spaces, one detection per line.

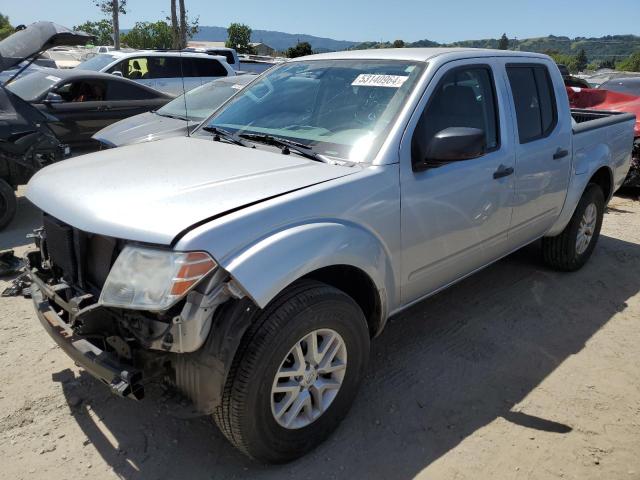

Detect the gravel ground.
xmin=1 ymin=191 xmax=639 ymax=480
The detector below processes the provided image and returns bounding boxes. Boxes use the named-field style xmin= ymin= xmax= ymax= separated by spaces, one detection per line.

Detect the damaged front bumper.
xmin=28 ymin=270 xmax=145 ymax=400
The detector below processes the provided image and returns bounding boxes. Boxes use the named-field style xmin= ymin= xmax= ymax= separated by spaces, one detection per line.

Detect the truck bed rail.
xmin=572 ymin=109 xmax=636 ymax=134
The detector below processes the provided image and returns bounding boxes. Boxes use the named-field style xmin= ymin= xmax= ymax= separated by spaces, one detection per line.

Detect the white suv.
xmin=76 ymin=51 xmax=235 ymax=96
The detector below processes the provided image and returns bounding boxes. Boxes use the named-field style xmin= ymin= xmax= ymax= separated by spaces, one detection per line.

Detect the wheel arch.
xmin=219 ymin=221 xmax=395 ymax=336
xmin=588 ymin=165 xmax=613 ymax=202
xmin=546 ymin=162 xmax=613 ymax=237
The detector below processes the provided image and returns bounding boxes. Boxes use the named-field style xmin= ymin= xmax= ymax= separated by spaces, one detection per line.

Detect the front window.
xmin=197 ymin=59 xmax=425 ymax=163
xmin=76 ymin=53 xmax=118 ymax=71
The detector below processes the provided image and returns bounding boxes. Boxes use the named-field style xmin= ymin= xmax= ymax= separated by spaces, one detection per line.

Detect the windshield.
xmin=6 ymin=71 xmax=59 ymax=101
xmin=158 ymin=76 xmax=253 ymax=121
xmin=76 ymin=53 xmax=117 ymax=71
xmin=600 ymin=78 xmax=640 ymax=97
xmin=197 ymin=59 xmax=425 ymax=163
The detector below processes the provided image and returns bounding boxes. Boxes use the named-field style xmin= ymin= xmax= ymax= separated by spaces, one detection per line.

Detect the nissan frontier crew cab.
xmin=24 ymin=48 xmax=635 ymax=463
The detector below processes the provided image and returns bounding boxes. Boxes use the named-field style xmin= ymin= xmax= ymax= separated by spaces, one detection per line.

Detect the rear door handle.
xmin=493 ymin=165 xmax=514 ymax=179
xmin=553 ymin=148 xmax=569 ymax=160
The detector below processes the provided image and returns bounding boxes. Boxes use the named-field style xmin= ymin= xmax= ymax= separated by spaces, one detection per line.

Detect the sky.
xmin=1 ymin=0 xmax=639 ymax=43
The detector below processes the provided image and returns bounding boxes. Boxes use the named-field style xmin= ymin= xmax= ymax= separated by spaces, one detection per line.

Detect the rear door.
xmin=502 ymin=60 xmax=572 ymax=247
xmin=149 ymin=57 xmax=200 ymax=95
xmin=400 ymin=59 xmax=516 ymax=304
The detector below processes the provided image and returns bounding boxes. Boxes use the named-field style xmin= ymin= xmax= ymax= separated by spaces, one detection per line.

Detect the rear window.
xmin=507 ymin=64 xmax=557 ymax=143
xmin=107 ymin=80 xmax=157 ymax=100
xmin=189 ymin=58 xmax=229 ymax=77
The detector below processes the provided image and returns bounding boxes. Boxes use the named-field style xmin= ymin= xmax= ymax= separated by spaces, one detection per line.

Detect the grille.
xmin=43 ymin=215 xmax=77 ymax=283
xmin=43 ymin=214 xmax=119 ymax=291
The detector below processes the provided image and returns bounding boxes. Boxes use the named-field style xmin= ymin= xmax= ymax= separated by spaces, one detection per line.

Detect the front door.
xmin=400 ymin=60 xmax=516 ymax=304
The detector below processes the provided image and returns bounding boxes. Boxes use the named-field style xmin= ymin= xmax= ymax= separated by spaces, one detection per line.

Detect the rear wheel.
xmin=0 ymin=179 xmax=17 ymax=231
xmin=214 ymin=280 xmax=370 ymax=463
xmin=542 ymin=183 xmax=605 ymax=271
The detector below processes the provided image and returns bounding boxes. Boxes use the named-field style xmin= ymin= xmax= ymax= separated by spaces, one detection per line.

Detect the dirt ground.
xmin=1 ymin=190 xmax=639 ymax=480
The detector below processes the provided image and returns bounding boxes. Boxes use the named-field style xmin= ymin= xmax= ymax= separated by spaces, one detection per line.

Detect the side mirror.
xmin=414 ymin=127 xmax=486 ymax=171
xmin=111 ymin=70 xmax=123 ymax=77
xmin=43 ymin=92 xmax=64 ymax=104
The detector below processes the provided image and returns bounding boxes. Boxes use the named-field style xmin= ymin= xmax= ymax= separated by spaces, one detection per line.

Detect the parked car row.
xmin=0 ymin=22 xmax=252 ymax=230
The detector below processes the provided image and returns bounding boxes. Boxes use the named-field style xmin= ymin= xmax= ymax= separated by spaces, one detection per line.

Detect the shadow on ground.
xmin=50 ymin=232 xmax=640 ymax=480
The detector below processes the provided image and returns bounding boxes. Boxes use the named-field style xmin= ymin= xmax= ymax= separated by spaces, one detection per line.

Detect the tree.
xmin=618 ymin=52 xmax=640 ymax=72
xmin=392 ymin=39 xmax=405 ymax=48
xmin=179 ymin=0 xmax=187 ymax=49
xmin=92 ymin=0 xmax=126 ymax=49
xmin=169 ymin=0 xmax=199 ymax=49
xmin=0 ymin=13 xmax=14 ymax=41
xmin=170 ymin=0 xmax=180 ymax=49
xmin=120 ymin=21 xmax=173 ymax=49
xmin=74 ymin=19 xmax=113 ymax=45
xmin=575 ymin=48 xmax=588 ymax=72
xmin=287 ymin=41 xmax=313 ymax=58
xmin=598 ymin=59 xmax=616 ymax=70
xmin=498 ymin=33 xmax=509 ymax=50
xmin=226 ymin=23 xmax=253 ymax=54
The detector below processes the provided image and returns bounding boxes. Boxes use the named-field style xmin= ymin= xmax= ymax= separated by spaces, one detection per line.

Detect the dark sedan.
xmin=6 ymin=68 xmax=172 ymax=148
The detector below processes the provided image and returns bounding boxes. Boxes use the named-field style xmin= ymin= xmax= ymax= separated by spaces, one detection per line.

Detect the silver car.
xmin=93 ymin=74 xmax=256 ymax=148
xmin=24 ymin=48 xmax=635 ymax=463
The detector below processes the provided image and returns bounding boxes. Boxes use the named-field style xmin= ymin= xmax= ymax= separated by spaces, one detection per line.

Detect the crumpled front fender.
xmin=219 ymin=221 xmax=395 ymax=320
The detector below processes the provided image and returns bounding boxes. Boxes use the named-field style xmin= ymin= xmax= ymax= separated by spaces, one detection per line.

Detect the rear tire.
xmin=542 ymin=183 xmax=605 ymax=271
xmin=213 ymin=279 xmax=370 ymax=463
xmin=0 ymin=179 xmax=17 ymax=231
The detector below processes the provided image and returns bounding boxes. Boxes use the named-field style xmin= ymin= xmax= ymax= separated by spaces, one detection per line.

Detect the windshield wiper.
xmin=202 ymin=126 xmax=252 ymax=148
xmin=239 ymin=133 xmax=330 ymax=164
xmin=156 ymin=111 xmax=190 ymax=121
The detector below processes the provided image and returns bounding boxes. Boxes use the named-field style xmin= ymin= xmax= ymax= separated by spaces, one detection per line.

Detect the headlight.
xmin=99 ymin=246 xmax=217 ymax=310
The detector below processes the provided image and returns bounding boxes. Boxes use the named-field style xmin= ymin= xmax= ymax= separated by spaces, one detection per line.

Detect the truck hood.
xmin=92 ymin=112 xmax=191 ymax=147
xmin=26 ymin=136 xmax=358 ymax=245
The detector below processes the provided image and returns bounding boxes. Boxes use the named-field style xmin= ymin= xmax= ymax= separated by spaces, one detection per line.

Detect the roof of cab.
xmin=295 ymin=47 xmax=551 ymax=63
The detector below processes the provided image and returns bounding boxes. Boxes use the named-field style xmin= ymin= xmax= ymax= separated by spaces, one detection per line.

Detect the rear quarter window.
xmin=192 ymin=58 xmax=229 ymax=77
xmin=107 ymin=80 xmax=157 ymax=100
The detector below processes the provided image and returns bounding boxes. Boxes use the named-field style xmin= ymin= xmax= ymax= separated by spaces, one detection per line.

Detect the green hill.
xmin=353 ymin=35 xmax=640 ymax=62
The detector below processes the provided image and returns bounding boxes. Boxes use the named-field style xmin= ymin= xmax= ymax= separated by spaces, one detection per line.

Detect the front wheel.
xmin=214 ymin=280 xmax=370 ymax=463
xmin=542 ymin=183 xmax=605 ymax=271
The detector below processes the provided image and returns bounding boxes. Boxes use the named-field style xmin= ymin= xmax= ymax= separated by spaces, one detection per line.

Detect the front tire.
xmin=0 ymin=179 xmax=17 ymax=231
xmin=214 ymin=280 xmax=370 ymax=463
xmin=542 ymin=183 xmax=605 ymax=271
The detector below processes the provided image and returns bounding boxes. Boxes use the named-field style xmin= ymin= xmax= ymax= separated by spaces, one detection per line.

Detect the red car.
xmin=567 ymin=86 xmax=640 ymax=187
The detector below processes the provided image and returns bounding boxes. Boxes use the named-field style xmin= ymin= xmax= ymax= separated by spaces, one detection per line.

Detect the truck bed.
xmin=571 ymin=108 xmax=636 ymax=134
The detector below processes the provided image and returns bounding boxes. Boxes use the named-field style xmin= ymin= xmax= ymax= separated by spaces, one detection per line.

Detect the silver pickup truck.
xmin=24 ymin=48 xmax=635 ymax=462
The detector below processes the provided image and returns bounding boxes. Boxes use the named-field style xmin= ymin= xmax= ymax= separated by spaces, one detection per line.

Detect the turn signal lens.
xmin=170 ymin=252 xmax=217 ymax=296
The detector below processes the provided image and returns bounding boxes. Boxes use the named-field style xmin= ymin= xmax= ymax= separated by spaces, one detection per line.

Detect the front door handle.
xmin=553 ymin=148 xmax=569 ymax=160
xmin=493 ymin=165 xmax=514 ymax=179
